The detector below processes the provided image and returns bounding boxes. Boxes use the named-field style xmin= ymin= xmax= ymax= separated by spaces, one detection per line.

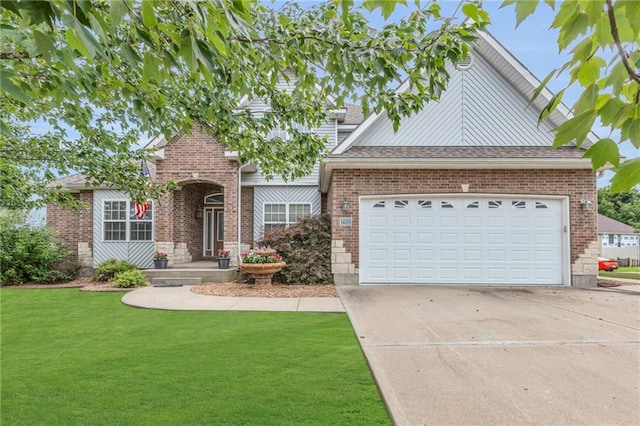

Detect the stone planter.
xmin=239 ymin=262 xmax=286 ymax=287
xmin=154 ymin=259 xmax=168 ymax=269
xmin=217 ymin=258 xmax=230 ymax=269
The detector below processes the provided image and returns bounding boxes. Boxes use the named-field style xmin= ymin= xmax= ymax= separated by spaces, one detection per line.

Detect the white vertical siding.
xmin=253 ymin=186 xmax=321 ymax=242
xmin=93 ymin=190 xmax=154 ymax=268
xmin=353 ymin=51 xmax=555 ymax=147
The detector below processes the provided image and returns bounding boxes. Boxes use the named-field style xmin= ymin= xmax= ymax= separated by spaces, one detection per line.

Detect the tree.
xmin=0 ymin=0 xmax=489 ymax=210
xmin=502 ymin=0 xmax=640 ymax=192
xmin=598 ymin=187 xmax=640 ymax=231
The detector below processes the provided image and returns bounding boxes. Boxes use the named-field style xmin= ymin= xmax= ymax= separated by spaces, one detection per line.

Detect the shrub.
xmin=0 ymin=211 xmax=76 ymax=285
xmin=92 ymin=259 xmax=137 ymax=282
xmin=259 ymin=214 xmax=332 ymax=285
xmin=110 ymin=269 xmax=148 ymax=288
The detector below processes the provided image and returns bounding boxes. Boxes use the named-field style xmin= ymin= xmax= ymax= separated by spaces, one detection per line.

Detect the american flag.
xmin=134 ymin=160 xmax=152 ymax=219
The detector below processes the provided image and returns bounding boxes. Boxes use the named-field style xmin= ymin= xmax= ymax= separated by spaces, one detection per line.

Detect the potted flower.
xmin=239 ymin=248 xmax=286 ymax=287
xmin=153 ymin=252 xmax=168 ymax=269
xmin=217 ymin=249 xmax=230 ymax=269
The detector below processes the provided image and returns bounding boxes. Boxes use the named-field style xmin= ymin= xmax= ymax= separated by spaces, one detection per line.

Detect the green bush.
xmin=92 ymin=259 xmax=137 ymax=282
xmin=0 ymin=211 xmax=77 ymax=285
xmin=259 ymin=214 xmax=332 ymax=285
xmin=110 ymin=269 xmax=148 ymax=288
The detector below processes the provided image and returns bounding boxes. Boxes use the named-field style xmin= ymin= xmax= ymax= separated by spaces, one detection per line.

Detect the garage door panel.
xmin=370 ymin=232 xmax=387 ymax=244
xmin=360 ymin=197 xmax=565 ymax=285
xmin=416 ymin=232 xmax=434 ymax=244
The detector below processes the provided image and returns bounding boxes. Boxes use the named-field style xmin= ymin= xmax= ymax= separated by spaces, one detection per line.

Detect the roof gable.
xmin=598 ymin=214 xmax=636 ymax=234
xmin=333 ymin=29 xmax=598 ymax=155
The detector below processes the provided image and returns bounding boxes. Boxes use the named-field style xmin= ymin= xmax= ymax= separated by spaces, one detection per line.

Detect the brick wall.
xmin=155 ymin=127 xmax=240 ymax=262
xmin=46 ymin=193 xmax=80 ymax=256
xmin=328 ymin=168 xmax=597 ymax=283
xmin=241 ymin=187 xmax=254 ymax=246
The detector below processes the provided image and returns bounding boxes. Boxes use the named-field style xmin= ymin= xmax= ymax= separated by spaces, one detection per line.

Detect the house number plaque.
xmin=339 ymin=217 xmax=352 ymax=227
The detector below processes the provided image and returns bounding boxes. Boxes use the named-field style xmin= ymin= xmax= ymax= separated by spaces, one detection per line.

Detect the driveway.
xmin=338 ymin=285 xmax=640 ymax=425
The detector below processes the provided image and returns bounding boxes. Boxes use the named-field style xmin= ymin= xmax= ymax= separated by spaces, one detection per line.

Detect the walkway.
xmin=122 ymin=285 xmax=345 ymax=313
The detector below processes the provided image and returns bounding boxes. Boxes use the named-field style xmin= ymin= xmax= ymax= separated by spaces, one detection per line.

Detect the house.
xmin=598 ymin=214 xmax=639 ymax=262
xmin=47 ymin=29 xmax=599 ymax=287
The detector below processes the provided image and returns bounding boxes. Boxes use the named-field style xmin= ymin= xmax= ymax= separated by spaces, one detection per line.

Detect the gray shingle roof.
xmin=330 ymin=146 xmax=585 ymax=159
xmin=598 ymin=214 xmax=636 ymax=234
xmin=343 ymin=104 xmax=365 ymax=125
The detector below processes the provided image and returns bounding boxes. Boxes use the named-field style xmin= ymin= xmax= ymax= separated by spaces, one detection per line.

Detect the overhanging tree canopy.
xmin=0 ymin=0 xmax=488 ymax=209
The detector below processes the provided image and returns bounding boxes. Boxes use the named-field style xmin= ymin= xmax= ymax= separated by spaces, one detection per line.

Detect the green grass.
xmin=1 ymin=289 xmax=389 ymax=425
xmin=600 ymin=270 xmax=640 ymax=281
xmin=617 ymin=266 xmax=640 ymax=272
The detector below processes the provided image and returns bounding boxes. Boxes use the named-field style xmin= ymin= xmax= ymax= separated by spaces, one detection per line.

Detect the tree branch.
xmin=606 ymin=0 xmax=640 ymax=85
xmin=0 ymin=51 xmax=32 ymax=60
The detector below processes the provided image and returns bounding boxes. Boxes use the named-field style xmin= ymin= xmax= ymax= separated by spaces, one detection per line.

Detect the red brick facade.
xmin=154 ymin=128 xmax=241 ymax=261
xmin=46 ymin=191 xmax=93 ymax=257
xmin=328 ymin=168 xmax=597 ymax=274
xmin=241 ymin=187 xmax=254 ymax=246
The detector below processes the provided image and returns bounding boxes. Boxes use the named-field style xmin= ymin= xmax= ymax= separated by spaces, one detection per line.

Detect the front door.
xmin=203 ymin=208 xmax=224 ymax=257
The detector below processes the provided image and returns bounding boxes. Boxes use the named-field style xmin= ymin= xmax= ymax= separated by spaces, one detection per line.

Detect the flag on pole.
xmin=134 ymin=160 xmax=152 ymax=219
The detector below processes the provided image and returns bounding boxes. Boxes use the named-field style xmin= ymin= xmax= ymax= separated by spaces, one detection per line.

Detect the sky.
xmin=366 ymin=0 xmax=637 ymax=188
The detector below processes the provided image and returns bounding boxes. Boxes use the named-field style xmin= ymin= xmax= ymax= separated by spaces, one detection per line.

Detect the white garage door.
xmin=360 ymin=197 xmax=566 ymax=285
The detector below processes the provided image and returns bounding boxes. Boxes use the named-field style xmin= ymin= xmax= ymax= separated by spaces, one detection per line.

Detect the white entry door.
xmin=359 ymin=196 xmax=566 ymax=285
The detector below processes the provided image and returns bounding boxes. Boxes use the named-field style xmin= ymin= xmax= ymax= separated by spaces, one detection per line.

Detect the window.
xmin=268 ymin=125 xmax=289 ymax=141
xmin=441 ymin=201 xmax=454 ymax=209
xmin=466 ymin=201 xmax=479 ymax=209
xmin=104 ymin=201 xmax=127 ymax=241
xmin=418 ymin=200 xmax=432 ymax=208
xmin=204 ymin=193 xmax=224 ymax=205
xmin=512 ymin=200 xmax=526 ymax=209
xmin=130 ymin=204 xmax=153 ymax=241
xmin=535 ymin=201 xmax=548 ymax=209
xmin=488 ymin=201 xmax=502 ymax=209
xmin=103 ymin=200 xmax=153 ymax=241
xmin=373 ymin=201 xmax=386 ymax=208
xmin=264 ymin=203 xmax=311 ymax=232
xmin=394 ymin=200 xmax=408 ymax=209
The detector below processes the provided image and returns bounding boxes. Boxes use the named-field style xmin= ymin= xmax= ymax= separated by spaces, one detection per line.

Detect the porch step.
xmin=152 ymin=277 xmax=201 ymax=287
xmin=142 ymin=268 xmax=237 ymax=284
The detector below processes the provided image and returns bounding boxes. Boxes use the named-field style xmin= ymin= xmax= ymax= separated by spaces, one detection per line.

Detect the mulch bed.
xmin=597 ymin=279 xmax=622 ymax=288
xmin=192 ymin=282 xmax=338 ymax=298
xmin=3 ymin=278 xmax=135 ymax=292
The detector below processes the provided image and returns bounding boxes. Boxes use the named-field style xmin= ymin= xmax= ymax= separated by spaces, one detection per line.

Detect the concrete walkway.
xmin=122 ymin=285 xmax=345 ymax=313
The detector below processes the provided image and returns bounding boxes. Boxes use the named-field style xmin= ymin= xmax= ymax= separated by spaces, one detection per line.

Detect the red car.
xmin=598 ymin=257 xmax=619 ymax=272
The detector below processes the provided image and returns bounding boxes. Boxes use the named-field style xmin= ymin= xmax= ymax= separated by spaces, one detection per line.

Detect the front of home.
xmin=47 ymin=29 xmax=599 ymax=287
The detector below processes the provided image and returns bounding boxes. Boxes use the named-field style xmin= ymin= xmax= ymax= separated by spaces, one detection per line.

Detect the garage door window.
xmin=512 ymin=200 xmax=526 ymax=208
xmin=418 ymin=200 xmax=432 ymax=208
xmin=488 ymin=200 xmax=502 ymax=208
xmin=466 ymin=201 xmax=479 ymax=209
xmin=394 ymin=200 xmax=409 ymax=208
xmin=441 ymin=201 xmax=454 ymax=209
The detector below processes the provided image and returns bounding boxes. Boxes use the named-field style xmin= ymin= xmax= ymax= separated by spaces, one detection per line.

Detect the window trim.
xmin=262 ymin=202 xmax=312 ymax=233
xmin=102 ymin=199 xmax=154 ymax=242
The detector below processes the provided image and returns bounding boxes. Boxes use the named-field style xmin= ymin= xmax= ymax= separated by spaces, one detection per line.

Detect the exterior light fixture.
xmin=580 ymin=199 xmax=592 ymax=211
xmin=342 ymin=198 xmax=349 ymax=212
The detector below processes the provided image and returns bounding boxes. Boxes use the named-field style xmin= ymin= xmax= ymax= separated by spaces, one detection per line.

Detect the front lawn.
xmin=617 ymin=266 xmax=640 ymax=272
xmin=1 ymin=289 xmax=389 ymax=425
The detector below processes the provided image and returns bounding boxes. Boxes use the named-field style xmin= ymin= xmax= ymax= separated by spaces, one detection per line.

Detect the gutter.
xmin=237 ymin=162 xmax=251 ymax=266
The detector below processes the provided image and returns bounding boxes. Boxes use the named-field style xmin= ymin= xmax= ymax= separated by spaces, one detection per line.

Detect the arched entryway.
xmin=173 ymin=182 xmax=224 ymax=261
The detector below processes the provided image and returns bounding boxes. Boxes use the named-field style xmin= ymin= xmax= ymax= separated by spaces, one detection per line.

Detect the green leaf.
xmin=141 ymin=0 xmax=157 ymax=28
xmin=599 ymin=97 xmax=625 ymax=126
xmin=558 ymin=13 xmax=589 ymax=50
xmin=553 ymin=110 xmax=597 ymax=148
xmin=611 ymin=158 xmax=640 ymax=192
xmin=514 ymin=0 xmax=540 ymax=27
xmin=550 ymin=1 xmax=579 ymax=29
xmin=109 ymin=0 xmax=128 ymax=24
xmin=462 ymin=3 xmax=479 ymax=22
xmin=539 ymin=89 xmax=564 ymax=123
xmin=33 ymin=29 xmax=55 ymax=61
xmin=573 ymin=84 xmax=598 ymax=115
xmin=1 ymin=71 xmax=32 ymax=106
xmin=65 ymin=28 xmax=90 ymax=58
xmin=531 ymin=69 xmax=556 ymax=104
xmin=582 ymin=138 xmax=620 ymax=169
xmin=620 ymin=116 xmax=640 ymax=148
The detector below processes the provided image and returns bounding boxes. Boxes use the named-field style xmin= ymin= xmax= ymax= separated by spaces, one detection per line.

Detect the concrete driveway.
xmin=338 ymin=285 xmax=640 ymax=425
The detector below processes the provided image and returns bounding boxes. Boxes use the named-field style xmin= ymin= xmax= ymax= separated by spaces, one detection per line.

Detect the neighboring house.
xmin=598 ymin=214 xmax=639 ymax=261
xmin=47 ymin=29 xmax=599 ymax=287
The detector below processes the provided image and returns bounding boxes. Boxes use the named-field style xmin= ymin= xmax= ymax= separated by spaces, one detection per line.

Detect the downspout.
xmin=237 ymin=162 xmax=251 ymax=267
